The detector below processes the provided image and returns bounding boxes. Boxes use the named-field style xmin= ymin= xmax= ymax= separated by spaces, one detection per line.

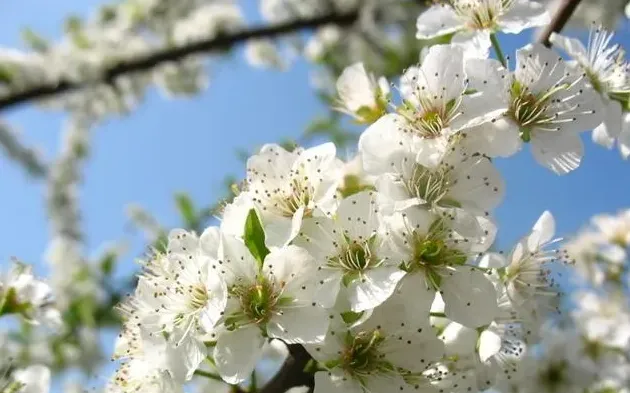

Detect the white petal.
xmin=441 ymin=322 xmax=478 ymax=357
xmin=448 ymin=155 xmax=505 ymax=211
xmin=460 ymin=118 xmax=522 ymax=158
xmin=168 ymin=229 xmax=198 ymax=254
xmin=167 ymin=335 xmax=206 ymax=382
xmin=214 ymin=325 xmax=265 ymax=384
xmin=337 ymin=190 xmax=381 ymax=241
xmin=451 ymin=30 xmax=491 ymax=59
xmin=592 ymin=99 xmax=623 ymax=148
xmin=13 ymin=365 xmax=51 ymax=393
xmin=314 ymin=371 xmax=362 ymax=393
xmin=358 ymin=114 xmax=411 ymax=174
xmin=219 ymin=233 xmax=258 ymax=284
xmin=478 ymin=252 xmax=507 ymax=269
xmin=441 ymin=266 xmax=498 ymax=327
xmin=247 ymin=144 xmax=298 ymax=184
xmin=200 ymin=226 xmax=221 ymax=259
xmin=465 ymin=58 xmax=510 ymax=95
xmin=364 ymin=374 xmax=413 ymax=392
xmin=478 ymin=329 xmax=502 ymax=362
xmin=420 ymin=44 xmax=467 ymax=102
xmin=451 ymin=92 xmax=507 ymax=131
xmin=416 ymin=4 xmax=462 ymax=39
xmin=548 ymin=32 xmax=588 ymax=60
xmin=499 ymin=0 xmax=550 ymax=33
xmin=295 ymin=217 xmax=342 ymax=261
xmin=268 ymin=306 xmax=329 ymax=343
xmin=265 ymin=206 xmax=304 ymax=248
xmin=336 ymin=62 xmax=376 ymax=112
xmin=531 ymin=210 xmax=555 ymax=246
xmin=220 ymin=194 xmax=255 ymax=238
xmin=385 ymin=330 xmax=444 ymax=371
xmin=263 ymin=245 xmax=316 ymax=297
xmin=530 ymin=131 xmax=584 ymax=175
xmin=347 ymin=266 xmax=406 ymax=312
xmin=619 ymin=113 xmax=630 ymax=159
xmin=394 ymin=273 xmax=436 ymax=324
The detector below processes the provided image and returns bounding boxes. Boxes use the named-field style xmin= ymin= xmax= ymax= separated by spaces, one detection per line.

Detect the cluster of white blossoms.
xmin=105 ymin=2 xmax=630 ymax=393
xmin=504 ymin=209 xmax=630 ymax=393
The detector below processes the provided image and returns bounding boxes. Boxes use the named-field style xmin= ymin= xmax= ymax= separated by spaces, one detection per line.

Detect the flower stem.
xmin=490 ymin=33 xmax=507 ymax=68
xmin=430 ymin=312 xmax=446 ymax=318
xmin=194 ymin=369 xmax=223 ymax=382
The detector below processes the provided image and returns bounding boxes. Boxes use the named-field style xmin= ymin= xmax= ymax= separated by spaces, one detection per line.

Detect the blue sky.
xmin=0 ymin=0 xmax=629 ymax=389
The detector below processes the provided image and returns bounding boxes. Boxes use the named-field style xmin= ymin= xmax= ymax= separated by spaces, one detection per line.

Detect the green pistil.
xmin=227 ymin=278 xmax=284 ymax=329
xmin=338 ymin=330 xmax=393 ymax=381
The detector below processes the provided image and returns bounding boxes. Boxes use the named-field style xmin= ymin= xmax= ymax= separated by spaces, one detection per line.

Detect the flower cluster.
xmin=104 ymin=3 xmax=630 ymax=392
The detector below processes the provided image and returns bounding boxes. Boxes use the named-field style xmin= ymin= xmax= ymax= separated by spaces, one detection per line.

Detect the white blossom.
xmin=335 ymin=62 xmax=389 ymax=123
xmin=416 ymin=0 xmax=549 ymax=58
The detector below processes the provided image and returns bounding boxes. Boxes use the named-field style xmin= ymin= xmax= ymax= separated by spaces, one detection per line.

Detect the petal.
xmin=200 ymin=226 xmax=221 ymax=259
xmin=531 ymin=210 xmax=555 ymax=246
xmin=294 ymin=216 xmax=343 ymax=260
xmin=460 ymin=118 xmax=522 ymax=158
xmin=219 ymin=233 xmax=258 ymax=284
xmin=13 ymin=365 xmax=51 ymax=393
xmin=420 ymin=44 xmax=466 ymax=102
xmin=549 ymin=32 xmax=588 ymax=60
xmin=416 ymin=4 xmax=462 ymax=39
xmin=336 ymin=62 xmax=376 ymax=112
xmin=441 ymin=266 xmax=498 ymax=327
xmin=214 ymin=325 xmax=265 ymax=384
xmin=268 ymin=306 xmax=330 ymax=344
xmin=440 ymin=322 xmax=478 ymax=357
xmin=264 ymin=207 xmax=304 ymax=248
xmin=337 ymin=190 xmax=381 ymax=241
xmin=314 ymin=371 xmax=362 ymax=393
xmin=358 ymin=114 xmax=412 ymax=174
xmin=448 ymin=154 xmax=505 ymax=211
xmin=451 ymin=92 xmax=507 ymax=131
xmin=220 ymin=194 xmax=255 ymax=238
xmin=592 ymin=100 xmax=623 ymax=148
xmin=478 ymin=329 xmax=502 ymax=362
xmin=499 ymin=0 xmax=550 ymax=33
xmin=168 ymin=229 xmax=199 ymax=254
xmin=451 ymin=30 xmax=491 ymax=59
xmin=263 ymin=245 xmax=317 ymax=297
xmin=385 ymin=330 xmax=444 ymax=371
xmin=246 ymin=144 xmax=298 ymax=184
xmin=167 ymin=335 xmax=206 ymax=382
xmin=465 ymin=58 xmax=510 ymax=95
xmin=364 ymin=374 xmax=413 ymax=392
xmin=347 ymin=266 xmax=406 ymax=312
xmin=530 ymin=131 xmax=584 ymax=175
xmin=619 ymin=114 xmax=630 ymax=159
xmin=478 ymin=252 xmax=507 ymax=269
xmin=394 ymin=273 xmax=437 ymax=324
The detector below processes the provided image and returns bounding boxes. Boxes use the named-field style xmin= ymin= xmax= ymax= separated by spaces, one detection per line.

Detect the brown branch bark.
xmin=0 ymin=9 xmax=360 ymax=113
xmin=538 ymin=0 xmax=583 ymax=47
xmin=259 ymin=344 xmax=315 ymax=393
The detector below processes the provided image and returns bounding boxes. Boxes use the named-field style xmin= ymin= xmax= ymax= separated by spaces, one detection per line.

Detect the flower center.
xmin=269 ymin=178 xmax=314 ymax=218
xmin=339 ymin=330 xmax=393 ymax=380
xmin=226 ymin=278 xmax=283 ymax=329
xmin=452 ymin=0 xmax=513 ymax=30
xmin=399 ymin=97 xmax=461 ymax=139
xmin=328 ymin=240 xmax=380 ymax=285
xmin=403 ymin=164 xmax=456 ymax=206
xmin=188 ymin=284 xmax=210 ymax=310
xmin=507 ymin=80 xmax=567 ymax=140
xmin=411 ymin=232 xmax=467 ymax=269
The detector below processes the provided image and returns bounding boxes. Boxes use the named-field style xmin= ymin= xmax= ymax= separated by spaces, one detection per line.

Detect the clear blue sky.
xmin=0 ymin=0 xmax=629 ymax=389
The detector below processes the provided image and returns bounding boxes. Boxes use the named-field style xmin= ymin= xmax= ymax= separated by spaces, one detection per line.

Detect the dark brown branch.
xmin=259 ymin=344 xmax=315 ymax=393
xmin=0 ymin=10 xmax=360 ymax=113
xmin=538 ymin=0 xmax=583 ymax=47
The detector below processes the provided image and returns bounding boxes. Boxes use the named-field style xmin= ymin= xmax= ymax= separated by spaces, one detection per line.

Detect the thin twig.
xmin=538 ymin=0 xmax=583 ymax=47
xmin=0 ymin=10 xmax=360 ymax=113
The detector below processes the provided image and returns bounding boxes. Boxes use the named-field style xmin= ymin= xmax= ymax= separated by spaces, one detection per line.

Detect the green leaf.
xmin=99 ymin=252 xmax=117 ymax=275
xmin=341 ymin=311 xmax=364 ymax=325
xmin=175 ymin=193 xmax=197 ymax=228
xmin=21 ymin=28 xmax=49 ymax=52
xmin=243 ymin=209 xmax=270 ymax=269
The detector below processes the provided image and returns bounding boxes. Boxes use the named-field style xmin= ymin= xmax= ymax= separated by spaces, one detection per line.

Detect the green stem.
xmin=490 ymin=33 xmax=507 ymax=68
xmin=194 ymin=369 xmax=224 ymax=382
xmin=430 ymin=312 xmax=446 ymax=318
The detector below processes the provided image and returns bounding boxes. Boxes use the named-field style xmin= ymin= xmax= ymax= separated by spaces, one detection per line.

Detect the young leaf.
xmin=244 ymin=209 xmax=270 ymax=268
xmin=175 ymin=193 xmax=197 ymax=229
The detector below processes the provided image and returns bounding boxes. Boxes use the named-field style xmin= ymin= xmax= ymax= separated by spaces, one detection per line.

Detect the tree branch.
xmin=538 ymin=0 xmax=583 ymax=47
xmin=259 ymin=344 xmax=315 ymax=393
xmin=0 ymin=9 xmax=360 ymax=113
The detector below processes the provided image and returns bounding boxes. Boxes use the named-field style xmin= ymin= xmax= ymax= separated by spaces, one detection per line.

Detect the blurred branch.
xmin=0 ymin=9 xmax=361 ymax=113
xmin=538 ymin=0 xmax=583 ymax=47
xmin=259 ymin=344 xmax=314 ymax=393
xmin=0 ymin=121 xmax=47 ymax=176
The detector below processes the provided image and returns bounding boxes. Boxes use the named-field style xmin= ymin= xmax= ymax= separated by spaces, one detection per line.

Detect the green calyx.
xmin=0 ymin=288 xmax=29 ymax=317
xmin=354 ymin=89 xmax=389 ymax=125
xmin=330 ymin=238 xmax=379 ymax=286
